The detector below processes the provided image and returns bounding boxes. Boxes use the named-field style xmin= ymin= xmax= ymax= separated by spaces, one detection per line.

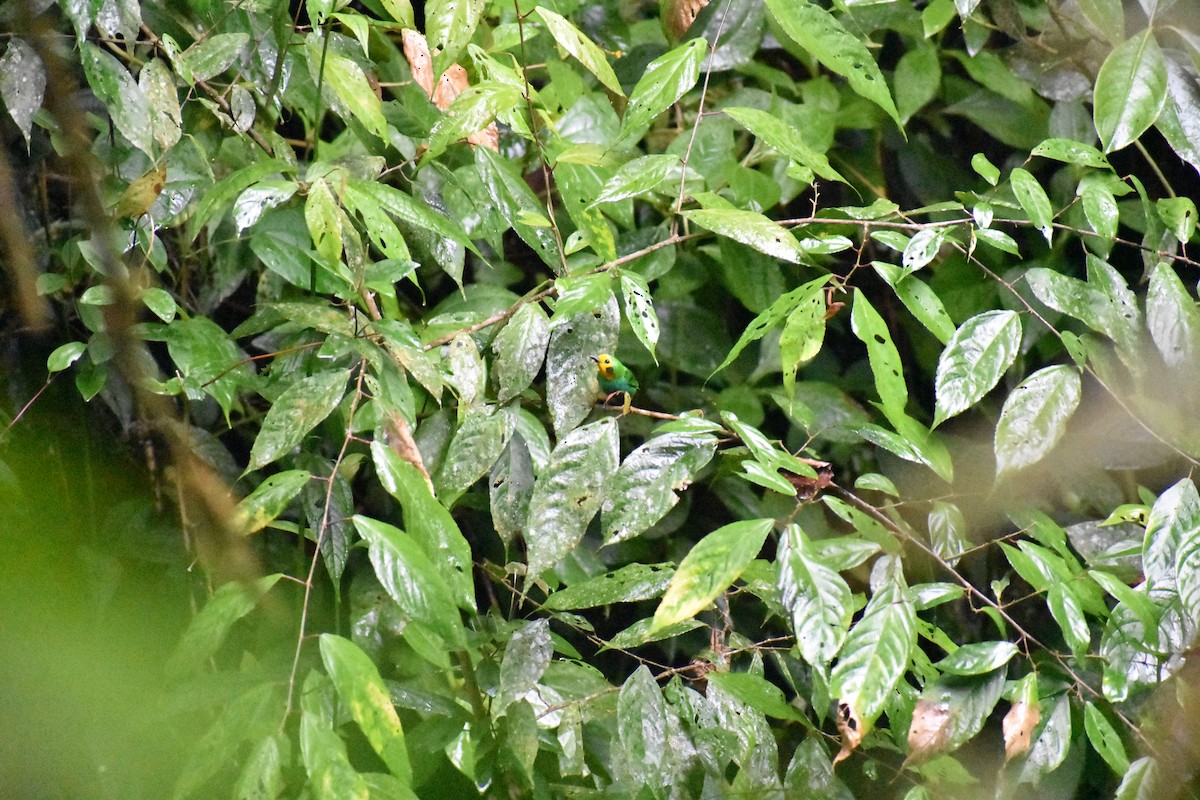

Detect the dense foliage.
xmin=4 ymin=0 xmax=1200 ymax=797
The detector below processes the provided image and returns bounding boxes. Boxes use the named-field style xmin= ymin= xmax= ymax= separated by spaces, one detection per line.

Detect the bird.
xmin=591 ymin=353 xmax=638 ymax=415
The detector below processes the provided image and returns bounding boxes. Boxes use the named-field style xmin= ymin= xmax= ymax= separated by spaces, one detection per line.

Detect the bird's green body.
xmin=592 ymin=353 xmax=638 ymax=414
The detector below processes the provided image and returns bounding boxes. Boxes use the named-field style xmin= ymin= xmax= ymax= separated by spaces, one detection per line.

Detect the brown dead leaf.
xmin=401 ymin=29 xmax=434 ymax=97
xmin=783 ymin=459 xmax=833 ymax=502
xmin=402 ymin=30 xmax=499 ymax=151
xmin=662 ymin=0 xmax=711 ymax=42
xmin=1002 ymin=700 xmax=1039 ymax=761
xmin=906 ymin=698 xmax=952 ymax=765
xmin=833 ymin=699 xmax=865 ymax=766
xmin=385 ymin=410 xmax=434 ymax=493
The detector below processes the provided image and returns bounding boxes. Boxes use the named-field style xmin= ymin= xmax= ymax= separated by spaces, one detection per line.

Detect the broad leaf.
xmin=319 ymin=634 xmax=412 ymax=782
xmin=525 ymin=418 xmax=620 ymax=578
xmin=683 ymin=208 xmax=805 ymax=263
xmin=778 ymin=525 xmax=852 ymax=666
xmin=933 ymin=310 xmax=1021 ymax=426
xmin=601 ymin=429 xmax=716 ymax=544
xmin=353 ymin=515 xmax=467 ymax=649
xmin=994 ymin=365 xmax=1082 ymax=476
xmin=1094 ymin=28 xmax=1167 ymax=153
xmin=650 ymin=518 xmax=773 ymax=633
xmin=620 ymin=38 xmax=706 ymax=142
xmin=249 ymin=370 xmax=350 ymax=470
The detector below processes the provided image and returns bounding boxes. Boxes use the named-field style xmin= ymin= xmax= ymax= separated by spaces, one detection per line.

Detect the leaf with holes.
xmin=544 ymin=563 xmax=675 ymax=610
xmin=619 ymin=38 xmax=705 ymax=142
xmin=851 ymin=291 xmax=908 ymax=420
xmin=764 ymin=0 xmax=901 ymax=128
xmin=601 ymin=429 xmax=717 ymax=544
xmin=621 ymin=273 xmax=660 ymax=361
xmin=594 ymin=155 xmax=680 ymax=204
xmin=933 ymin=310 xmax=1021 ymax=426
xmin=492 ymin=303 xmax=551 ymax=403
xmin=525 ymin=418 xmax=620 ymax=578
xmin=425 ymin=0 xmax=487 ymax=78
xmin=682 ymin=208 xmax=804 ymax=263
xmin=249 ymin=370 xmax=349 ymax=470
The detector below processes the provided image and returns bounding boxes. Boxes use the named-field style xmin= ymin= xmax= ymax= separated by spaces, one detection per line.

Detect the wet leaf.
xmin=933 ymin=310 xmax=1021 ymax=426
xmin=1094 ymin=28 xmax=1167 ymax=153
xmin=778 ymin=524 xmax=852 ymax=666
xmin=525 ymin=418 xmax=620 ymax=578
xmin=248 ymin=370 xmax=349 ymax=470
xmin=492 ymin=303 xmax=550 ymax=403
xmin=237 ymin=469 xmax=311 ymax=534
xmin=994 ymin=365 xmax=1081 ymax=477
xmin=0 ymin=40 xmax=45 ymax=149
xmin=497 ymin=619 xmax=552 ymax=711
xmin=619 ymin=38 xmax=705 ymax=142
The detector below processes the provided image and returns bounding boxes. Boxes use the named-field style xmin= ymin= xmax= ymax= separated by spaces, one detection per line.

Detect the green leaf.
xmin=894 ymin=41 xmax=941 ymax=124
xmin=141 ymin=287 xmax=177 ymax=322
xmin=780 ymin=287 xmax=826 ymax=397
xmin=683 ymin=208 xmax=804 ymax=263
xmin=723 ymin=106 xmax=847 ymax=184
xmin=593 ymin=155 xmax=680 ymax=204
xmin=237 ymin=469 xmax=311 ymax=534
xmin=475 ymin=147 xmax=561 ymax=269
xmin=778 ymin=525 xmax=852 ymax=667
xmin=353 ymin=515 xmax=467 ymax=649
xmin=1078 ymin=173 xmax=1120 ymax=244
xmin=370 ymin=441 xmax=476 ymax=610
xmin=1078 ymin=0 xmax=1123 ymax=45
xmin=489 ymin=433 xmax=535 ymax=547
xmin=189 ymin=159 xmax=294 ymax=239
xmin=601 ymin=429 xmax=717 ymax=544
xmin=710 ymin=276 xmax=829 ymax=378
xmin=492 ymin=303 xmax=551 ymax=403
xmin=80 ymin=42 xmax=154 ymax=156
xmin=424 ymin=81 xmax=521 ymax=163
xmin=497 ymin=619 xmax=552 ymax=711
xmin=305 ymin=178 xmax=344 ymax=267
xmin=1113 ymin=757 xmax=1158 ymax=800
xmin=971 ymin=152 xmax=1000 ymax=185
xmin=436 ymin=408 xmax=509 ymax=501
xmin=47 ymin=341 xmax=86 ymax=373
xmin=425 ymin=0 xmax=487 ymax=78
xmin=1094 ymin=28 xmax=1167 ymax=152
xmin=974 ymin=226 xmax=1021 ymax=255
xmin=1009 ymin=167 xmax=1054 ymax=245
xmin=533 ymin=7 xmax=624 ymax=96
xmin=706 ymin=672 xmax=804 ymax=721
xmin=1024 ymin=263 xmax=1139 ymax=357
xmin=902 ymin=227 xmax=949 ymax=272
xmin=619 ymin=38 xmax=706 ymax=142
xmin=1084 ymin=702 xmax=1130 ymax=776
xmin=649 ymin=518 xmax=773 ymax=633
xmin=248 ymin=370 xmax=349 ymax=470
xmin=994 ymin=365 xmax=1082 ymax=477
xmin=934 ymin=641 xmax=1018 ymax=676
xmin=543 ymin=563 xmax=675 ymax=610
xmin=1157 ymin=196 xmax=1197 ymax=243
xmin=764 ymin=0 xmax=901 ymax=128
xmin=933 ymin=310 xmax=1021 ymax=426
xmin=928 ymin=500 xmax=969 ymax=567
xmin=525 ymin=418 xmax=620 ymax=578
xmin=319 ymin=634 xmax=412 ymax=783
xmin=830 ymin=558 xmax=916 ymax=731
xmin=874 ymin=263 xmax=955 ymax=345
xmin=1018 ymin=694 xmax=1072 ymax=783
xmin=851 ymin=291 xmax=908 ymax=419
xmin=621 ymin=273 xmax=660 ymax=361
xmin=617 ymin=667 xmax=668 ymax=786
xmin=908 ymin=669 xmax=1006 ymax=764
xmin=323 ymin=52 xmax=388 ymax=141
xmin=545 ymin=297 xmax=619 ymax=437
xmin=1048 ymin=582 xmax=1091 ymax=657
xmin=344 ymin=180 xmax=476 ymax=257
xmin=0 ymin=40 xmax=45 ymax=149
xmin=166 ymin=574 xmax=282 ymax=678
xmin=300 ymin=709 xmax=370 ymax=800
xmin=1032 ymin=137 xmax=1111 ymax=169
xmin=179 ymin=32 xmax=248 ymax=82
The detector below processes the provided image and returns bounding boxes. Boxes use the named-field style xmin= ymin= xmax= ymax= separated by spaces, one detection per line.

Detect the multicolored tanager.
xmin=592 ymin=353 xmax=638 ymax=415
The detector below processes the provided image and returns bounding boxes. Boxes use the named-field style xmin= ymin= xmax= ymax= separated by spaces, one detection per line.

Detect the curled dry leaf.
xmin=1003 ymin=700 xmax=1040 ymax=761
xmin=401 ymin=29 xmax=435 ymax=96
xmin=662 ymin=0 xmax=711 ymax=41
xmin=833 ymin=699 xmax=865 ymax=765
xmin=906 ymin=698 xmax=952 ymax=765
xmin=402 ymin=29 xmax=499 ymax=151
xmin=385 ymin=410 xmax=433 ymax=493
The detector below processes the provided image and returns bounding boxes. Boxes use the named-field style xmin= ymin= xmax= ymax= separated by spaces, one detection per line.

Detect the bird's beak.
xmin=589 ymin=355 xmax=599 ymax=363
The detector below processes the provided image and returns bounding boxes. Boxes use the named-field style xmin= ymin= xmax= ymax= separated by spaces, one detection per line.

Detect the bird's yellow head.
xmin=593 ymin=353 xmax=616 ymax=379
